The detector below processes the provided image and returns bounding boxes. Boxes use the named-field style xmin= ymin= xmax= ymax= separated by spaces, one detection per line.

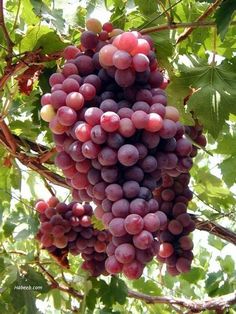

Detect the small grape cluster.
xmin=154 ymin=173 xmax=195 ymax=275
xmin=39 ymin=18 xmax=206 ymax=279
xmin=35 ymin=197 xmax=110 ymax=277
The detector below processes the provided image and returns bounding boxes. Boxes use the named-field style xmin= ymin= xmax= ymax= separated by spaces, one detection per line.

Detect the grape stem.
xmin=176 ymin=0 xmax=223 ymax=44
xmin=140 ymin=20 xmax=236 ymax=35
xmin=0 ymin=49 xmax=62 ymax=91
xmin=0 ymin=118 xmax=17 ymax=153
xmin=0 ymin=128 xmax=68 ymax=189
xmin=0 ymin=0 xmax=14 ymax=61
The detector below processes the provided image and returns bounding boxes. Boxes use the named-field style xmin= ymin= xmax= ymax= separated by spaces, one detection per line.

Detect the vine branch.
xmin=176 ymin=0 xmax=223 ymax=44
xmin=0 ymin=50 xmax=62 ymax=91
xmin=127 ymin=289 xmax=236 ymax=312
xmin=193 ymin=216 xmax=236 ymax=246
xmin=0 ymin=0 xmax=14 ymax=58
xmin=140 ymin=20 xmax=236 ymax=35
xmin=0 ymin=128 xmax=68 ymax=189
xmin=0 ymin=117 xmax=17 ymax=153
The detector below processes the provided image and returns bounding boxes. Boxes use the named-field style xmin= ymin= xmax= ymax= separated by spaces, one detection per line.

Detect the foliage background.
xmin=0 ymin=0 xmax=236 ymax=313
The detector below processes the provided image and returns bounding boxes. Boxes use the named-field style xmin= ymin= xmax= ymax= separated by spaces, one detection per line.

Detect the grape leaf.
xmin=180 ymin=267 xmax=204 ymax=283
xmin=220 ymin=155 xmax=236 ymax=187
xmin=21 ymin=265 xmax=51 ymax=293
xmin=215 ymin=0 xmax=236 ymax=40
xmin=92 ymin=215 xmax=105 ymax=231
xmin=109 ymin=277 xmax=127 ymax=305
xmin=217 ymin=255 xmax=235 ymax=275
xmin=86 ymin=288 xmax=98 ymax=311
xmin=132 ymin=278 xmax=161 ymax=296
xmin=215 ymin=131 xmax=236 ymax=155
xmin=205 ymin=271 xmax=223 ymax=296
xmin=10 ymin=276 xmax=37 ymax=314
xmin=21 ymin=0 xmax=40 ymax=25
xmin=134 ymin=0 xmax=158 ymax=16
xmin=20 ymin=25 xmax=67 ymax=54
xmin=196 ymin=0 xmax=214 ymax=2
xmin=168 ymin=57 xmax=236 ymax=138
xmin=30 ymin=0 xmax=66 ymax=33
xmin=151 ymin=31 xmax=174 ymax=68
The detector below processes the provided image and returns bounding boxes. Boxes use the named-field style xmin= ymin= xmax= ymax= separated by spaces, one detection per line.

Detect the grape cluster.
xmin=39 ymin=18 xmax=206 ymax=278
xmin=35 ymin=197 xmax=110 ymax=277
xmin=154 ymin=173 xmax=194 ymax=275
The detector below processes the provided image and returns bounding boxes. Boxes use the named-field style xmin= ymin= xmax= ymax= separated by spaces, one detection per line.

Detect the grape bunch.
xmin=35 ymin=197 xmax=110 ymax=277
xmin=39 ymin=18 xmax=206 ymax=278
xmin=154 ymin=173 xmax=195 ymax=275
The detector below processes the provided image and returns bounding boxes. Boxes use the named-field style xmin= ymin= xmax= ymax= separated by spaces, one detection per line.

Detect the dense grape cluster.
xmin=35 ymin=197 xmax=110 ymax=277
xmin=39 ymin=18 xmax=206 ymax=279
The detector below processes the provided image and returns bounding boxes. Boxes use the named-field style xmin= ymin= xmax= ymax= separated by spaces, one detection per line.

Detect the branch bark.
xmin=127 ymin=289 xmax=236 ymax=312
xmin=0 ymin=118 xmax=17 ymax=153
xmin=0 ymin=0 xmax=14 ymax=56
xmin=193 ymin=216 xmax=236 ymax=246
xmin=0 ymin=50 xmax=62 ymax=91
xmin=176 ymin=0 xmax=223 ymax=44
xmin=0 ymin=129 xmax=68 ymax=189
xmin=140 ymin=20 xmax=236 ymax=35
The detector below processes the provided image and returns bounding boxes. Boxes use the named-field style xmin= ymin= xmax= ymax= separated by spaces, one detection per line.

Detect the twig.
xmin=39 ymin=147 xmax=57 ymax=164
xmin=11 ymin=0 xmax=21 ymax=33
xmin=193 ymin=216 xmax=236 ymax=246
xmin=41 ymin=176 xmax=56 ymax=196
xmin=138 ymin=0 xmax=183 ymax=31
xmin=37 ymin=262 xmax=83 ymax=299
xmin=0 ymin=0 xmax=14 ymax=57
xmin=176 ymin=0 xmax=223 ymax=44
xmin=0 ymin=128 xmax=68 ymax=189
xmin=0 ymin=117 xmax=17 ymax=153
xmin=140 ymin=20 xmax=236 ymax=35
xmin=158 ymin=1 xmax=172 ymax=25
xmin=0 ymin=50 xmax=62 ymax=91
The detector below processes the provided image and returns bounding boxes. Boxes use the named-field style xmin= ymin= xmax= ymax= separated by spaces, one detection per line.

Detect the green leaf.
xmin=86 ymin=288 xmax=98 ymax=311
xmin=132 ymin=278 xmax=161 ymax=296
xmin=110 ymin=277 xmax=127 ymax=305
xmin=75 ymin=6 xmax=87 ymax=27
xmin=3 ymin=220 xmax=16 ymax=237
xmin=150 ymin=31 xmax=174 ymax=68
xmin=50 ymin=289 xmax=62 ymax=310
xmin=134 ymin=0 xmax=158 ymax=16
xmin=180 ymin=267 xmax=204 ymax=283
xmin=215 ymin=130 xmax=236 ymax=155
xmin=169 ymin=57 xmax=236 ymax=138
xmin=9 ymin=120 xmax=39 ymax=139
xmin=21 ymin=0 xmax=40 ymax=25
xmin=20 ymin=25 xmax=67 ymax=54
xmin=91 ymin=215 xmax=105 ymax=231
xmin=0 ymin=265 xmax=18 ymax=292
xmin=208 ymin=235 xmax=225 ymax=250
xmin=196 ymin=0 xmax=214 ymax=2
xmin=110 ymin=4 xmax=126 ymax=29
xmin=220 ymin=155 xmax=236 ymax=187
xmin=217 ymin=255 xmax=235 ymax=275
xmin=22 ymin=265 xmax=51 ymax=293
xmin=30 ymin=0 xmax=66 ymax=33
xmin=205 ymin=271 xmax=223 ymax=296
xmin=215 ymin=0 xmax=236 ymax=40
xmin=10 ymin=276 xmax=37 ymax=314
